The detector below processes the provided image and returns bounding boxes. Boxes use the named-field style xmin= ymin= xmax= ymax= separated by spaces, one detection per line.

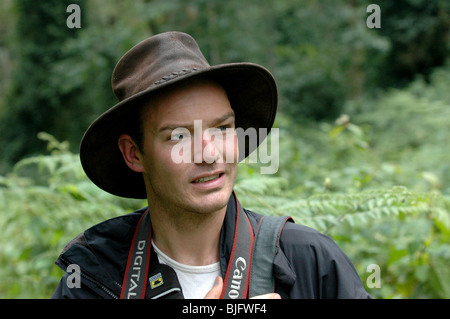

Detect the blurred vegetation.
xmin=0 ymin=0 xmax=449 ymax=298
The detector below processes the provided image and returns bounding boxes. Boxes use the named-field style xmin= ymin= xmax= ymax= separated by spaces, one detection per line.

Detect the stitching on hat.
xmin=153 ymin=68 xmax=199 ymax=86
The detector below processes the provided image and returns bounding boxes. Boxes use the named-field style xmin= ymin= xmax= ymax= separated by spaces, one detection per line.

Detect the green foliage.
xmin=0 ymin=133 xmax=144 ymax=298
xmin=372 ymin=0 xmax=450 ymax=88
xmin=0 ymin=0 xmax=86 ymax=167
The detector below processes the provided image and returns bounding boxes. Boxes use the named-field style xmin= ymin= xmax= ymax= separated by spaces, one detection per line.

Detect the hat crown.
xmin=112 ymin=32 xmax=210 ymax=102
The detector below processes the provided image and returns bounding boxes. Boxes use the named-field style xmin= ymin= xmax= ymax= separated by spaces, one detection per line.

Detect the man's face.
xmin=137 ymin=80 xmax=238 ymax=215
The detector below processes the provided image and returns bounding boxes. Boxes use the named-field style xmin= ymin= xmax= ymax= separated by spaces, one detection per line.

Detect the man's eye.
xmin=171 ymin=133 xmax=186 ymax=141
xmin=170 ymin=129 xmax=190 ymax=141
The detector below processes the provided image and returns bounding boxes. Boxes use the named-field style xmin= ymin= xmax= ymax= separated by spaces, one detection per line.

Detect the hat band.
xmin=153 ymin=68 xmax=199 ymax=86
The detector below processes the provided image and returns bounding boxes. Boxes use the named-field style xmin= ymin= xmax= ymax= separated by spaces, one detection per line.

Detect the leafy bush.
xmin=0 ymin=133 xmax=144 ymax=298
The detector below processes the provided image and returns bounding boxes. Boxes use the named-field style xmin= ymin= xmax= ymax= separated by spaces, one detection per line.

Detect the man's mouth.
xmin=192 ymin=173 xmax=223 ymax=183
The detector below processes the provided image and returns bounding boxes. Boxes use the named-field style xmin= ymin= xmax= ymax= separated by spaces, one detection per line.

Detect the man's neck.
xmin=148 ymin=202 xmax=226 ymax=266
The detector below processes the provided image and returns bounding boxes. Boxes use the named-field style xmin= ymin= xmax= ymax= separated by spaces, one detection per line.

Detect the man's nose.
xmin=201 ymin=130 xmax=221 ymax=164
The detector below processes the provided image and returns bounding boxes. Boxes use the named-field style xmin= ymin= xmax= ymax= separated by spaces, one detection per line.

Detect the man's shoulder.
xmin=278 ymin=219 xmax=353 ymax=267
xmin=54 ymin=207 xmax=149 ymax=297
xmin=61 ymin=207 xmax=146 ymax=253
xmin=82 ymin=207 xmax=146 ymax=244
xmin=246 ymin=209 xmax=351 ymax=268
xmin=240 ymin=209 xmax=371 ymax=298
xmin=280 ymin=221 xmax=336 ymax=250
xmin=56 ymin=207 xmax=147 ymax=272
xmin=245 ymin=209 xmax=334 ymax=250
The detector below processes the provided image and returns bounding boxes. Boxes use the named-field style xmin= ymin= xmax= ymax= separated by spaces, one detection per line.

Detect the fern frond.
xmin=235 ymin=182 xmax=446 ymax=234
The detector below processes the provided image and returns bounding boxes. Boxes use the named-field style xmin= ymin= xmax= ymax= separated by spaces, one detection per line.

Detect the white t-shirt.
xmin=152 ymin=241 xmax=221 ymax=299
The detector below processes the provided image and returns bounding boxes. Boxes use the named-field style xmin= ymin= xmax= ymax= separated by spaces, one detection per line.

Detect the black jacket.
xmin=52 ymin=197 xmax=370 ymax=299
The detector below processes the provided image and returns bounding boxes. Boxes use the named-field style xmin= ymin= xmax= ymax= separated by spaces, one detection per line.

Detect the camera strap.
xmin=120 ymin=193 xmax=254 ymax=299
xmin=220 ymin=195 xmax=254 ymax=299
xmin=120 ymin=207 xmax=152 ymax=299
xmin=248 ymin=215 xmax=294 ymax=298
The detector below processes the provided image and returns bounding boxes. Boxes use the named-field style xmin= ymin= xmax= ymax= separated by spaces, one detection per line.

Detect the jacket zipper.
xmin=60 ymin=256 xmax=120 ymax=299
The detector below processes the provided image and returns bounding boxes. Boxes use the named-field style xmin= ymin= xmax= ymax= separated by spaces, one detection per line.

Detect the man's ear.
xmin=118 ymin=134 xmax=145 ymax=173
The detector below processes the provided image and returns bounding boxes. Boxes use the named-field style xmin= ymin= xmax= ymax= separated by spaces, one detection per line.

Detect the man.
xmin=52 ymin=31 xmax=370 ymax=299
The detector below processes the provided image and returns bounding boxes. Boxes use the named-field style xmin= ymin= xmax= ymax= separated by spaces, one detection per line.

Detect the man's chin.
xmin=189 ymin=189 xmax=232 ymax=215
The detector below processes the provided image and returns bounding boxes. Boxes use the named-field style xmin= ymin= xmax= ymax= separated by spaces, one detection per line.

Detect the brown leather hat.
xmin=80 ymin=31 xmax=277 ymax=199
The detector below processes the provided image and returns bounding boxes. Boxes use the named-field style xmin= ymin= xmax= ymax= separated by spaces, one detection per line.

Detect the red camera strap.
xmin=120 ymin=194 xmax=254 ymax=299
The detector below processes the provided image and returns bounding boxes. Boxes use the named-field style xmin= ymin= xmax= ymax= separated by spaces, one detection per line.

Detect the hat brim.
xmin=80 ymin=62 xmax=277 ymax=199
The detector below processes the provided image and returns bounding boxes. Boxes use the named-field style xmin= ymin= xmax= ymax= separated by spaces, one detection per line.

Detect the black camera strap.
xmin=120 ymin=193 xmax=254 ymax=299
